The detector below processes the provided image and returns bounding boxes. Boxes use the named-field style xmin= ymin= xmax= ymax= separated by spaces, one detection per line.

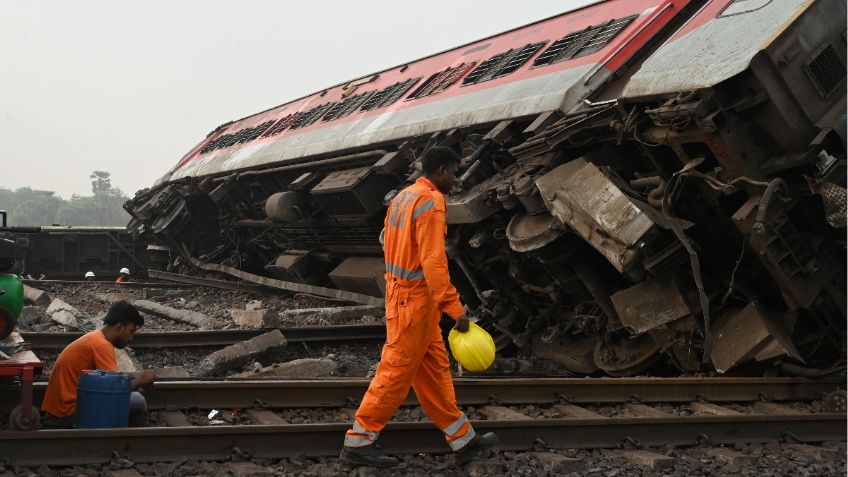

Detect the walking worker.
xmin=340 ymin=147 xmax=497 ymax=467
xmin=116 ymin=267 xmax=130 ymax=283
xmin=41 ymin=300 xmax=155 ymax=428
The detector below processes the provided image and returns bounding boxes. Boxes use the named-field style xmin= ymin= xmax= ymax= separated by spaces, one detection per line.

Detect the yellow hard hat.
xmin=448 ymin=322 xmax=496 ymax=372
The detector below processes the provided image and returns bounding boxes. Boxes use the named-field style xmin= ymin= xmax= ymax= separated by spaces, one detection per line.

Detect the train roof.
xmin=623 ymin=0 xmax=824 ymax=98
xmin=161 ymin=0 xmax=694 ymax=184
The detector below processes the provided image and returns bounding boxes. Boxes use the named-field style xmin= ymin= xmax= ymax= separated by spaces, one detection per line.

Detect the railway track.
xmin=21 ymin=324 xmax=386 ymax=349
xmin=3 ymin=377 xmax=841 ymax=411
xmin=1 ymin=377 xmax=844 ymax=465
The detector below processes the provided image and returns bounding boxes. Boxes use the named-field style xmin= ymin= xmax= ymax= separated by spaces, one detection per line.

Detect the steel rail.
xmin=22 ymin=279 xmax=197 ymax=288
xmin=21 ymin=325 xmax=386 ymax=350
xmin=2 ymin=377 xmax=842 ymax=412
xmin=1 ymin=414 xmax=844 ymax=466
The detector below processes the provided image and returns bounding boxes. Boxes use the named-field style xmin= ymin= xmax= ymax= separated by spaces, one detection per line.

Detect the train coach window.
xmin=322 ymin=91 xmax=375 ymax=122
xmin=290 ymin=102 xmax=337 ymax=129
xmin=462 ymin=41 xmax=548 ymax=86
xmin=360 ymin=77 xmax=421 ymax=112
xmin=407 ymin=63 xmax=477 ymax=100
xmin=532 ymin=15 xmax=637 ymax=67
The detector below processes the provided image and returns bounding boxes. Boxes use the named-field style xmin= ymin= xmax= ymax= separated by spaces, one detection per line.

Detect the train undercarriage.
xmin=126 ymin=62 xmax=846 ymax=377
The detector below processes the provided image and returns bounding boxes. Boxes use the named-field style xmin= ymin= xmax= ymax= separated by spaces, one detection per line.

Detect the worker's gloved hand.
xmin=453 ymin=314 xmax=470 ymax=333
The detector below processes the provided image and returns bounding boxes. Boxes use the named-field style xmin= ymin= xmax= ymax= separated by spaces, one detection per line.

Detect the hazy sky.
xmin=1 ymin=1 xmax=591 ymax=199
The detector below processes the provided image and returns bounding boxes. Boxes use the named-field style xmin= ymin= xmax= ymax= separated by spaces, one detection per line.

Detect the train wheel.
xmin=824 ymin=390 xmax=846 ymax=413
xmin=593 ymin=332 xmax=662 ymax=376
xmin=8 ymin=405 xmax=41 ymax=431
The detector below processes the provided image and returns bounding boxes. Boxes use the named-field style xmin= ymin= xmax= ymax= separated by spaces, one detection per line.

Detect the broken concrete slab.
xmin=97 ymin=293 xmax=136 ymax=305
xmin=245 ymin=300 xmax=263 ymax=311
xmin=131 ymin=299 xmax=214 ymax=329
xmin=229 ymin=309 xmax=278 ymax=329
xmin=233 ymin=358 xmax=337 ymax=379
xmin=46 ymin=298 xmax=94 ymax=330
xmin=23 ymin=285 xmax=51 ymax=306
xmin=278 ymin=305 xmax=383 ymax=322
xmin=194 ymin=330 xmax=287 ymax=377
xmin=88 ymin=311 xmax=106 ymax=330
xmin=115 ymin=349 xmax=142 ymax=373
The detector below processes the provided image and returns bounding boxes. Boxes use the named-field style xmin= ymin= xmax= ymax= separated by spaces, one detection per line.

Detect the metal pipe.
xmin=219 ymin=150 xmax=389 ymax=181
xmin=753 ymin=178 xmax=788 ymax=234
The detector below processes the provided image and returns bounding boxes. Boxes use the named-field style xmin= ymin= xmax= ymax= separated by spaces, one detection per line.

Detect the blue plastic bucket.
xmin=74 ymin=369 xmax=131 ymax=428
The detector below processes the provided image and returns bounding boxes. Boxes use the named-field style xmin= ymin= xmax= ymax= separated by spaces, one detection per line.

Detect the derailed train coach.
xmin=127 ymin=0 xmax=847 ymax=376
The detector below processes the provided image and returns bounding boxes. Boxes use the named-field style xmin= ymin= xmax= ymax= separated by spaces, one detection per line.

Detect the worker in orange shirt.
xmin=41 ymin=301 xmax=155 ymax=428
xmin=116 ymin=267 xmax=130 ymax=283
xmin=340 ymin=147 xmax=498 ymax=467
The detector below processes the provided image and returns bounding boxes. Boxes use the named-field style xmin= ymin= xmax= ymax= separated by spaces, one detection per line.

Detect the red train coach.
xmin=127 ymin=0 xmax=847 ymax=376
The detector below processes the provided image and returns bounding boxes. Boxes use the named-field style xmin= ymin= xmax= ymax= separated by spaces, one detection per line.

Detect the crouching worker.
xmin=340 ymin=147 xmax=497 ymax=467
xmin=41 ymin=301 xmax=155 ymax=428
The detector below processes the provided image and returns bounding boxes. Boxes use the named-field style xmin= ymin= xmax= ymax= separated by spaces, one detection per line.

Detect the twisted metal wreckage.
xmin=125 ymin=0 xmax=847 ymax=375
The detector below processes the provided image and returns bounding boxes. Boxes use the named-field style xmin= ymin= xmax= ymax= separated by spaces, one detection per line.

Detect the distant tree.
xmin=90 ymin=171 xmax=113 ymax=195
xmin=7 ymin=189 xmax=63 ymax=226
xmin=2 ymin=171 xmax=130 ymax=226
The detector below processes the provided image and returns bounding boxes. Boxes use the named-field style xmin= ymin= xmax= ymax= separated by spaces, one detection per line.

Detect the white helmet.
xmin=119 ymin=267 xmax=130 ymax=275
xmin=84 ymin=271 xmax=95 ymax=278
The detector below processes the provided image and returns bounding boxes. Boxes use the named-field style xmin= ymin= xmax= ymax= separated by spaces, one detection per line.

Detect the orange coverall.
xmin=344 ymin=176 xmax=476 ymax=451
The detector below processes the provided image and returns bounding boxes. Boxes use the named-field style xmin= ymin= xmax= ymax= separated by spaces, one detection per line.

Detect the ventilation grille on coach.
xmin=462 ymin=42 xmax=548 ymax=86
xmin=407 ymin=63 xmax=477 ymax=99
xmin=533 ymin=14 xmax=638 ymax=67
xmin=360 ymin=78 xmax=421 ymax=112
xmin=290 ymin=102 xmax=337 ymax=129
xmin=263 ymin=113 xmax=302 ymax=137
xmin=322 ymin=91 xmax=374 ymax=122
xmin=805 ymin=44 xmax=846 ymax=98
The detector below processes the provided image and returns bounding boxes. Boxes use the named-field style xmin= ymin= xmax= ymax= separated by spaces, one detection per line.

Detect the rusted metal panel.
xmin=328 ymin=257 xmax=386 ymax=297
xmin=611 ymin=275 xmax=692 ymax=334
xmin=710 ymin=303 xmax=802 ymax=374
xmin=535 ymin=158 xmax=655 ymax=274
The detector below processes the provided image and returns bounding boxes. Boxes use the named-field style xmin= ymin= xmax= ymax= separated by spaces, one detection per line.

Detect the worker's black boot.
xmin=339 ymin=443 xmax=399 ymax=468
xmin=454 ymin=432 xmax=499 ymax=463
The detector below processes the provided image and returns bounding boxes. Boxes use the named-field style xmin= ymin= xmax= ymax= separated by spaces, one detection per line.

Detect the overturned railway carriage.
xmin=127 ymin=0 xmax=847 ymax=375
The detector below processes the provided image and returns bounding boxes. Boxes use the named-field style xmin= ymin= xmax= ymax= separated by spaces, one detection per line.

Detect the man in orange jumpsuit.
xmin=340 ymin=146 xmax=498 ymax=467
